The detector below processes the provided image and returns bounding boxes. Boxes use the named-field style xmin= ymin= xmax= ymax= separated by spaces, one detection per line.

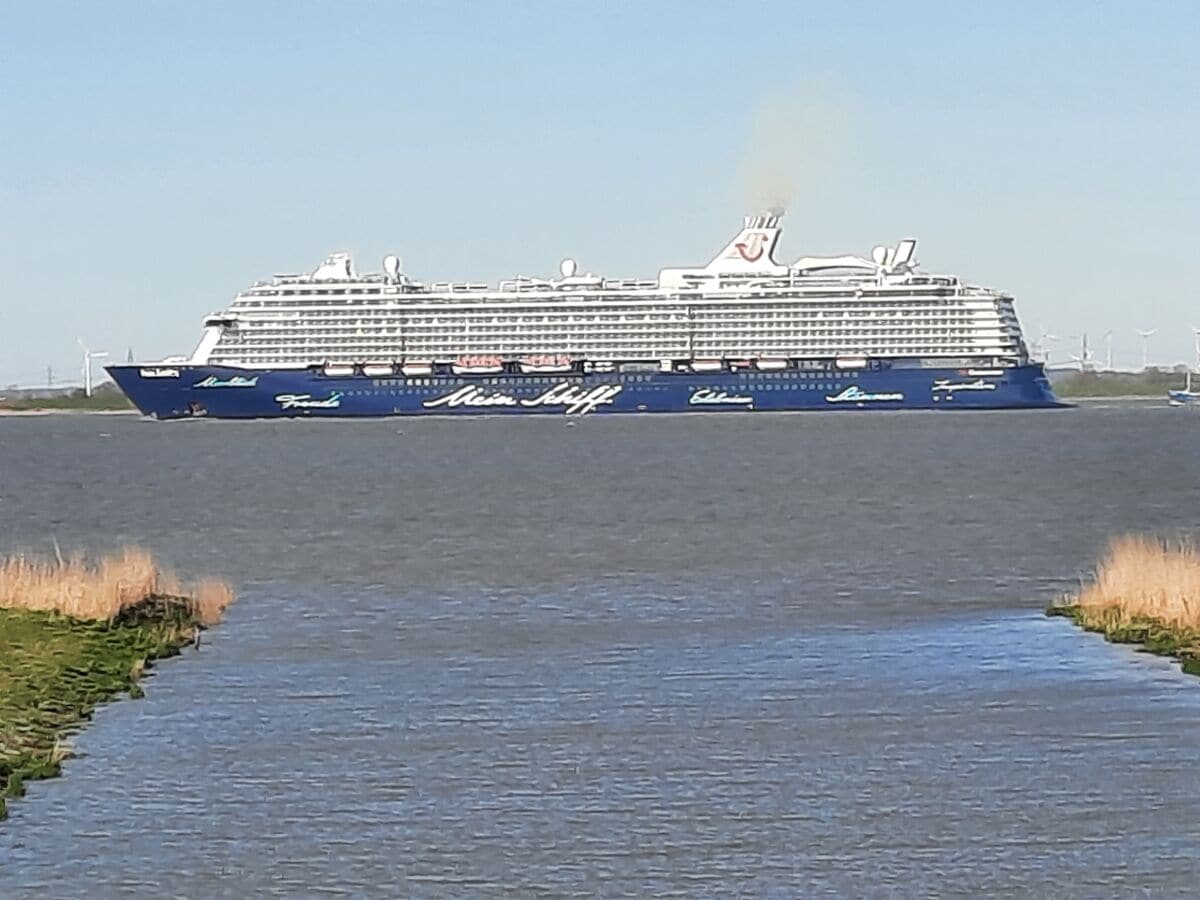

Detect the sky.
xmin=1 ymin=0 xmax=1198 ymax=385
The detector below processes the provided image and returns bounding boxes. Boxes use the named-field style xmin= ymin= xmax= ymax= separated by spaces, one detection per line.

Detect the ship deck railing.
xmin=252 ymin=272 xmax=975 ymax=297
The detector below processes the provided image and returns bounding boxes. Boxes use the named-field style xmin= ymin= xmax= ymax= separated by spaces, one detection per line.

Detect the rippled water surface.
xmin=1 ymin=406 xmax=1199 ymax=896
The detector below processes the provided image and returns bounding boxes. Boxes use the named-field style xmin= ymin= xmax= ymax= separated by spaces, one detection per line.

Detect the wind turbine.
xmin=1034 ymin=324 xmax=1058 ymax=363
xmin=1068 ymin=332 xmax=1091 ymax=372
xmin=1134 ymin=328 xmax=1156 ymax=371
xmin=1181 ymin=325 xmax=1200 ymax=395
xmin=77 ymin=338 xmax=108 ymax=397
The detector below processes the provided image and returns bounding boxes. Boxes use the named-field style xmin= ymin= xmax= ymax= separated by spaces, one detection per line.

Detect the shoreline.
xmin=1047 ymin=535 xmax=1200 ymax=679
xmin=0 ymin=408 xmax=139 ymax=417
xmin=0 ymin=550 xmax=233 ymax=823
xmin=1047 ymin=605 xmax=1200 ymax=676
xmin=0 ymin=598 xmax=211 ymax=820
xmin=0 ymin=396 xmax=1169 ymax=417
xmin=1056 ymin=395 xmax=1166 ymax=402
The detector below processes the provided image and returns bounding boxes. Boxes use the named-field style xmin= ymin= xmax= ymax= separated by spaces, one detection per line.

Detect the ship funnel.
xmin=705 ymin=214 xmax=785 ymax=272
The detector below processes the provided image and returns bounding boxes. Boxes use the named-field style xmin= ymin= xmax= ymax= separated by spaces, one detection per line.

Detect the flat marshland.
xmin=0 ymin=548 xmax=233 ymax=820
xmin=1049 ymin=535 xmax=1200 ymax=675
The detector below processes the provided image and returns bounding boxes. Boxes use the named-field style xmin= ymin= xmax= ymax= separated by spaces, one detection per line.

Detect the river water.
xmin=0 ymin=405 xmax=1198 ymax=896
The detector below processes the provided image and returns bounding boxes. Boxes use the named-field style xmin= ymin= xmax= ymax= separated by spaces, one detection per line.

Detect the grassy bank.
xmin=1048 ymin=535 xmax=1200 ymax=676
xmin=0 ymin=548 xmax=233 ymax=820
xmin=1053 ymin=369 xmax=1184 ymax=398
xmin=0 ymin=385 xmax=132 ymax=412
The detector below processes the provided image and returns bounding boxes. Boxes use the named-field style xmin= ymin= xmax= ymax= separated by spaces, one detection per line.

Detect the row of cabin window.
xmin=237 ymin=310 xmax=997 ymax=325
xmin=223 ymin=333 xmax=1004 ymax=347
xmin=233 ymin=298 xmax=991 ymax=314
xmin=236 ymin=324 xmax=1010 ymax=338
xmin=218 ymin=346 xmax=1004 ymax=358
xmin=213 ymin=340 xmax=1013 ymax=356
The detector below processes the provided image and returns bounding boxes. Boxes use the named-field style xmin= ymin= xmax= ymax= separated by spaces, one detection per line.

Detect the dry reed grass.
xmin=1072 ymin=535 xmax=1200 ymax=630
xmin=192 ymin=578 xmax=236 ymax=626
xmin=0 ymin=546 xmax=234 ymax=624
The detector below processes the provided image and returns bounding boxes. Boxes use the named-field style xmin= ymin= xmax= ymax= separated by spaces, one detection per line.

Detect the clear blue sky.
xmin=2 ymin=0 xmax=1197 ymax=385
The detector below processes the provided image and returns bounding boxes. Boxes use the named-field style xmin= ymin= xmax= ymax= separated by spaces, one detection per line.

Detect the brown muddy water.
xmin=0 ymin=406 xmax=1198 ymax=897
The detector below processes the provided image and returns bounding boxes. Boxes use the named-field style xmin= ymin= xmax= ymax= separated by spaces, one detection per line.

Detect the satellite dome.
xmin=560 ymin=258 xmax=578 ymax=278
xmin=871 ymin=245 xmax=887 ymax=266
xmin=383 ymin=254 xmax=402 ymax=281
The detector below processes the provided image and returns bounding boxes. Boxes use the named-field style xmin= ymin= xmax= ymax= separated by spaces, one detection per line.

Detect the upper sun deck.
xmin=234 ymin=214 xmax=998 ymax=305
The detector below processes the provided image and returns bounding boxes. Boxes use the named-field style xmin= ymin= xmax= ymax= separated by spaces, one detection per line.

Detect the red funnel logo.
xmin=733 ymin=232 xmax=767 ymax=262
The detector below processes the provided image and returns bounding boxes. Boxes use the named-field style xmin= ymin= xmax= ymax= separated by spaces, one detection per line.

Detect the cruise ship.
xmin=107 ymin=214 xmax=1063 ymax=418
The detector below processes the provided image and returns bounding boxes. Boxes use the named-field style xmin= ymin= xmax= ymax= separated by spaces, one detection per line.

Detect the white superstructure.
xmin=198 ymin=215 xmax=1029 ymax=370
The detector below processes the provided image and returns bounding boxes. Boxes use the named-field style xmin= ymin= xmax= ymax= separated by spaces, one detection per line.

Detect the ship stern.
xmin=1024 ymin=362 xmax=1070 ymax=408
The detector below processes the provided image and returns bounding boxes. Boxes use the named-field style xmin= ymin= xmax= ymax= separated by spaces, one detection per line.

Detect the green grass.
xmin=1053 ymin=370 xmax=1187 ymax=398
xmin=0 ymin=388 xmax=132 ymax=412
xmin=0 ymin=600 xmax=200 ymax=820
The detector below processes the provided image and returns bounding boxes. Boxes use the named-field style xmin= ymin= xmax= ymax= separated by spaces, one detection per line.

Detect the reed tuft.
xmin=192 ymin=578 xmax=236 ymax=626
xmin=1071 ymin=535 xmax=1200 ymax=630
xmin=0 ymin=546 xmax=235 ymax=624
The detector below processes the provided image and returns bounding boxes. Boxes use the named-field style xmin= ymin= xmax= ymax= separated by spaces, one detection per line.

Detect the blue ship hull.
xmin=107 ymin=362 xmax=1064 ymax=419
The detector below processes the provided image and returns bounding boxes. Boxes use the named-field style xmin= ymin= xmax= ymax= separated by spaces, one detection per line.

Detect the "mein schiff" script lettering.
xmin=423 ymin=382 xmax=622 ymax=415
